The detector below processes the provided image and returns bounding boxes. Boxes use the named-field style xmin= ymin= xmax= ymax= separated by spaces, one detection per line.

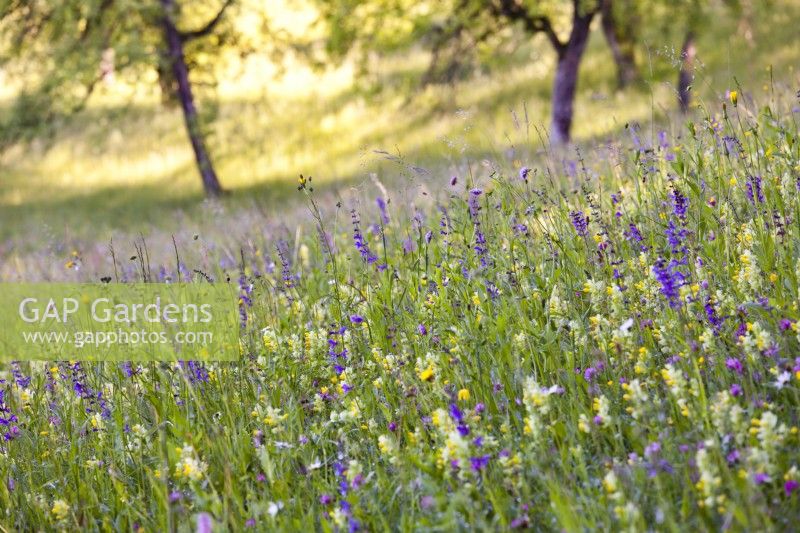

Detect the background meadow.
xmin=1 ymin=0 xmax=800 ymax=531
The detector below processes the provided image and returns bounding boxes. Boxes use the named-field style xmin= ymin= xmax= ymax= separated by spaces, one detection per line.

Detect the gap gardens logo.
xmin=0 ymin=283 xmax=239 ymax=361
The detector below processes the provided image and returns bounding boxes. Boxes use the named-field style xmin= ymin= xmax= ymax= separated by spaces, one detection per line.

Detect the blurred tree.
xmin=599 ymin=0 xmax=638 ymax=88
xmin=313 ymin=0 xmax=603 ymax=145
xmin=0 ymin=0 xmax=238 ymax=196
xmin=653 ymin=0 xmax=705 ymax=113
xmin=620 ymin=0 xmax=732 ymax=113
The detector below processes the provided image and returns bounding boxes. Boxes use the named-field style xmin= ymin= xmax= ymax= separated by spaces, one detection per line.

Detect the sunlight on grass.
xmin=1 ymin=1 xmax=799 ymax=245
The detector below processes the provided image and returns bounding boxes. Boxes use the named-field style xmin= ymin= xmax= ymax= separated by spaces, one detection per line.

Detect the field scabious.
xmin=2 ymin=88 xmax=800 ymax=531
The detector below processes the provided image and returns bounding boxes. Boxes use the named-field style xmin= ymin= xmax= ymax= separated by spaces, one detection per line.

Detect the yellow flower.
xmin=603 ymin=471 xmax=618 ymax=493
xmin=419 ymin=367 xmax=434 ymax=382
xmin=182 ymin=462 xmax=196 ymax=478
xmin=729 ymin=177 xmax=737 ymax=186
xmin=51 ymin=500 xmax=70 ymax=521
xmin=457 ymin=388 xmax=470 ymax=401
xmin=729 ymin=90 xmax=738 ymax=106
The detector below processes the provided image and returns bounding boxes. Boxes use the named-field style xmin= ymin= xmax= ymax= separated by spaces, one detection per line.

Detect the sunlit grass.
xmin=0 ymin=1 xmax=798 ymax=247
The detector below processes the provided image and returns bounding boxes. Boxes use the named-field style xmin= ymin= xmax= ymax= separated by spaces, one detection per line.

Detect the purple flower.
xmin=351 ymin=210 xmax=378 ymax=264
xmin=11 ymin=363 xmax=30 ymax=388
xmin=420 ymin=495 xmax=435 ymax=509
xmin=448 ymin=403 xmax=470 ymax=436
xmin=0 ymin=390 xmax=19 ymax=441
xmin=417 ymin=324 xmax=427 ymax=336
xmin=785 ymin=479 xmax=799 ymax=496
xmin=734 ymin=321 xmax=747 ymax=341
xmin=569 ymin=211 xmax=589 ymax=237
xmin=196 ymin=513 xmax=213 ymax=533
xmin=519 ymin=167 xmax=531 ymax=181
xmin=705 ymin=298 xmax=724 ymax=331
xmin=652 ymin=257 xmax=686 ymax=308
xmin=726 ymin=357 xmax=743 ymax=375
xmin=659 ymin=131 xmax=675 ymax=161
xmin=665 ymin=220 xmax=688 ymax=253
xmin=376 ymin=197 xmax=389 ymax=224
xmin=510 ymin=516 xmax=529 ymax=529
xmin=726 ymin=450 xmax=740 ymax=464
xmin=470 ymin=454 xmax=491 ymax=472
xmin=448 ymin=403 xmax=464 ymax=423
xmin=746 ymin=175 xmax=765 ymax=204
xmin=349 ymin=315 xmax=365 ymax=324
xmin=350 ymin=474 xmax=365 ymax=490
xmin=670 ymin=189 xmax=689 ymax=220
xmin=644 ymin=441 xmax=661 ymax=459
xmin=624 ymin=223 xmax=647 ymax=250
xmin=730 ymin=383 xmax=743 ymax=397
xmin=320 ymin=494 xmax=333 ymax=505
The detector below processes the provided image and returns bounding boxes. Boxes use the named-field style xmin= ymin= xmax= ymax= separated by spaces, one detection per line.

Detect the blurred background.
xmin=0 ymin=0 xmax=798 ymax=254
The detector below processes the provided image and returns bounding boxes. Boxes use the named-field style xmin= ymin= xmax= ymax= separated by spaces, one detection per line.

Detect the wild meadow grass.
xmin=1 ymin=83 xmax=800 ymax=531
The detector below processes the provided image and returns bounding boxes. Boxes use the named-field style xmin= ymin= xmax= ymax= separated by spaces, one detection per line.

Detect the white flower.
xmin=619 ymin=318 xmax=635 ymax=334
xmin=267 ymin=501 xmax=284 ymax=517
xmin=775 ymin=371 xmax=791 ymax=389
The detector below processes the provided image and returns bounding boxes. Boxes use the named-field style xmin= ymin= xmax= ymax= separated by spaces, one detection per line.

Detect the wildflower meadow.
xmin=2 ymin=84 xmax=800 ymax=531
xmin=3 ymin=1 xmax=800 ymax=531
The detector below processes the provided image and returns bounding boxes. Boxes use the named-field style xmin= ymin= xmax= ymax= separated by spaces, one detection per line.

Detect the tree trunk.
xmin=156 ymin=58 xmax=179 ymax=108
xmin=677 ymin=31 xmax=696 ymax=113
xmin=161 ymin=0 xmax=223 ymax=197
xmin=600 ymin=0 xmax=638 ymax=88
xmin=550 ymin=7 xmax=595 ymax=146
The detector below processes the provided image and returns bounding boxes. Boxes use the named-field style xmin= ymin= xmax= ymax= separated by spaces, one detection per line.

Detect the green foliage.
xmin=1 ymin=85 xmax=800 ymax=530
xmin=0 ymin=0 xmax=240 ymax=146
xmin=310 ymin=0 xmax=583 ymax=85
